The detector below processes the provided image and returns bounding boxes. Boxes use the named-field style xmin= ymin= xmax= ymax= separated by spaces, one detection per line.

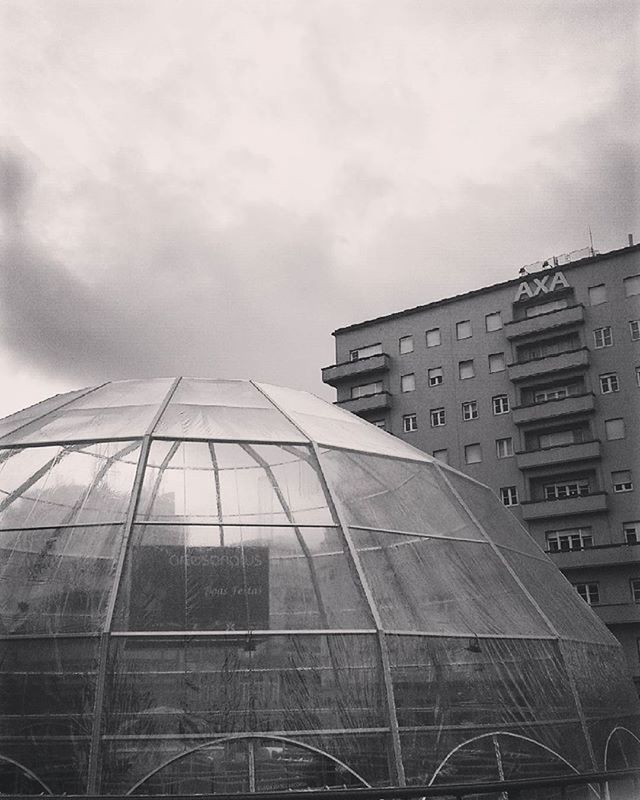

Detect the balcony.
xmin=548 ymin=541 xmax=640 ymax=570
xmin=322 ymin=353 xmax=390 ymax=387
xmin=592 ymin=602 xmax=640 ymax=626
xmin=504 ymin=304 xmax=585 ymax=340
xmin=507 ymin=348 xmax=589 ymax=383
xmin=336 ymin=391 xmax=392 ymax=416
xmin=516 ymin=439 xmax=601 ymax=471
xmin=521 ymin=491 xmax=608 ymax=521
xmin=512 ymin=393 xmax=595 ymax=425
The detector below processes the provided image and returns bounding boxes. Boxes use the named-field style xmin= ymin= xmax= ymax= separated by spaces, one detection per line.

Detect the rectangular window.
xmin=574 ymin=583 xmax=600 ymax=605
xmin=462 ymin=400 xmax=478 ymax=420
xmin=625 ymin=522 xmax=640 ymax=545
xmin=538 ymin=428 xmax=586 ymax=449
xmin=544 ymin=479 xmax=590 ymax=500
xmin=399 ymin=335 xmax=414 ymax=354
xmin=612 ymin=470 xmax=633 ymax=493
xmin=349 ymin=343 xmax=382 ymax=361
xmin=605 ymin=418 xmax=625 ymax=440
xmin=517 ymin=332 xmax=580 ymax=362
xmin=430 ymin=407 xmax=446 ymax=427
xmin=488 ymin=352 xmax=506 ymax=373
xmin=500 ymin=486 xmax=518 ymax=507
xmin=401 ymin=373 xmax=416 ymax=393
xmin=456 ymin=320 xmax=472 ymax=340
xmin=493 ymin=394 xmax=510 ymax=415
xmin=432 ymin=449 xmax=448 ymax=463
xmin=637 ymin=366 xmax=640 ymax=387
xmin=465 ymin=443 xmax=482 ymax=464
xmin=426 ymin=328 xmax=441 ymax=347
xmin=630 ymin=320 xmax=640 ymax=341
xmin=496 ymin=437 xmax=513 ymax=458
xmin=351 ymin=381 xmax=382 ymax=399
xmin=588 ymin=284 xmax=607 ymax=305
xmin=403 ymin=413 xmax=418 ymax=433
xmin=593 ymin=327 xmax=613 ymax=348
xmin=525 ymin=298 xmax=568 ymax=317
xmin=485 ymin=312 xmax=502 ymax=332
xmin=428 ymin=367 xmax=443 ymax=386
xmin=458 ymin=359 xmax=475 ymax=379
xmin=533 ymin=386 xmax=568 ymax=402
xmin=631 ymin=579 xmax=640 ymax=603
xmin=600 ymin=372 xmax=619 ymax=394
xmin=546 ymin=528 xmax=593 ymax=552
xmin=624 ymin=275 xmax=640 ymax=297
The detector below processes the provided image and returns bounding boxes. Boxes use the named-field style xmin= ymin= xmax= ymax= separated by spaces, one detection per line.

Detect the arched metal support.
xmin=0 ymin=753 xmax=53 ymax=794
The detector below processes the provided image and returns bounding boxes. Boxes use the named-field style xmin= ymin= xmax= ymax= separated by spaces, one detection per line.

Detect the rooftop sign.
xmin=514 ymin=271 xmax=570 ymax=302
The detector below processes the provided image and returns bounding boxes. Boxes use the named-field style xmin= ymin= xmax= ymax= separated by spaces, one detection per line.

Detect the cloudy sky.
xmin=0 ymin=0 xmax=638 ymax=418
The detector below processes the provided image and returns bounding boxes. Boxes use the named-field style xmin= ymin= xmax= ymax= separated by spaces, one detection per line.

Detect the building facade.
xmin=323 ymin=243 xmax=640 ymax=686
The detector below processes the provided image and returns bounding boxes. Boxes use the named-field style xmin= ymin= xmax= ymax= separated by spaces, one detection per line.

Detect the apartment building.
xmin=322 ymin=242 xmax=640 ymax=686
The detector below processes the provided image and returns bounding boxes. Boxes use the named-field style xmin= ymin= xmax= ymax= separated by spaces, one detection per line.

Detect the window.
xmin=488 ymin=352 xmax=505 ymax=373
xmin=462 ymin=401 xmax=478 ymax=421
xmin=625 ymin=522 xmax=640 ymax=545
xmin=485 ymin=312 xmax=502 ymax=332
xmin=637 ymin=366 xmax=640 ymax=388
xmin=428 ymin=367 xmax=443 ymax=386
xmin=430 ymin=407 xmax=446 ymax=427
xmin=401 ymin=373 xmax=416 ymax=393
xmin=605 ymin=418 xmax=625 ymax=440
xmin=537 ymin=428 xmax=588 ymax=449
xmin=350 ymin=343 xmax=382 ymax=361
xmin=403 ymin=413 xmax=418 ymax=433
xmin=351 ymin=381 xmax=382 ymax=399
xmin=372 ymin=419 xmax=386 ymax=429
xmin=496 ymin=437 xmax=513 ymax=458
xmin=456 ymin=320 xmax=472 ymax=340
xmin=593 ymin=327 xmax=613 ymax=348
xmin=525 ymin=298 xmax=568 ymax=318
xmin=624 ymin=275 xmax=640 ymax=297
xmin=533 ymin=387 xmax=567 ymax=402
xmin=631 ymin=579 xmax=640 ymax=603
xmin=574 ymin=583 xmax=600 ymax=605
xmin=465 ymin=443 xmax=482 ymax=464
xmin=600 ymin=372 xmax=619 ymax=394
xmin=432 ymin=449 xmax=448 ymax=463
xmin=543 ymin=479 xmax=590 ymax=500
xmin=588 ymin=284 xmax=607 ymax=305
xmin=612 ymin=470 xmax=633 ymax=493
xmin=426 ymin=328 xmax=441 ymax=347
xmin=493 ymin=394 xmax=510 ymax=415
xmin=517 ymin=332 xmax=580 ymax=362
xmin=546 ymin=528 xmax=593 ymax=552
xmin=399 ymin=335 xmax=414 ymax=354
xmin=630 ymin=320 xmax=640 ymax=341
xmin=459 ymin=360 xmax=475 ymax=379
xmin=500 ymin=486 xmax=518 ymax=507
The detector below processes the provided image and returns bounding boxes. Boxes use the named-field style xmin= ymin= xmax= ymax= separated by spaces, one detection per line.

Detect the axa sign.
xmin=514 ymin=271 xmax=570 ymax=302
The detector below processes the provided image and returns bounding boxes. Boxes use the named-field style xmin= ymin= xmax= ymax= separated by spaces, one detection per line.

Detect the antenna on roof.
xmin=588 ymin=225 xmax=595 ymax=255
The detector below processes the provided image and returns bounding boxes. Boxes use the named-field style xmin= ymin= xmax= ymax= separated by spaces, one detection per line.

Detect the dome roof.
xmin=0 ymin=378 xmax=638 ymax=795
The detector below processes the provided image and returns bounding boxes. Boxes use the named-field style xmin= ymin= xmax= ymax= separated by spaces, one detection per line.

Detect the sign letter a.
xmin=514 ymin=282 xmax=534 ymax=301
xmin=549 ymin=271 xmax=570 ymax=291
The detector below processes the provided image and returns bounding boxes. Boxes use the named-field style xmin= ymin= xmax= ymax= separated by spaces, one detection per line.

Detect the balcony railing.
xmin=516 ymin=439 xmax=601 ymax=470
xmin=504 ymin=303 xmax=585 ymax=340
xmin=336 ymin=391 xmax=392 ymax=415
xmin=548 ymin=540 xmax=640 ymax=569
xmin=322 ymin=353 xmax=390 ymax=387
xmin=507 ymin=347 xmax=590 ymax=382
xmin=521 ymin=491 xmax=608 ymax=520
xmin=512 ymin=392 xmax=595 ymax=425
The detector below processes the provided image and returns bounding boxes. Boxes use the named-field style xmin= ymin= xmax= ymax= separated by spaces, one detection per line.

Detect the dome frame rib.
xmin=86 ymin=377 xmax=182 ymax=794
xmin=251 ymin=381 xmax=406 ymax=787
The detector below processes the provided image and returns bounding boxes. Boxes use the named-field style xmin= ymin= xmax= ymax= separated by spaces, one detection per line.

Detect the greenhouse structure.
xmin=0 ymin=377 xmax=638 ymax=796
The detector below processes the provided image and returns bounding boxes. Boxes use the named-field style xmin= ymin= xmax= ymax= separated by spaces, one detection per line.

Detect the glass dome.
xmin=0 ymin=377 xmax=638 ymax=795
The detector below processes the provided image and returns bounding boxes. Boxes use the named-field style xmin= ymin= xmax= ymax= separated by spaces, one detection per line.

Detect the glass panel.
xmin=320 ymin=450 xmax=483 ymax=540
xmin=0 ymin=524 xmax=124 ymax=633
xmin=302 ymin=732 xmax=392 ymax=787
xmin=350 ymin=530 xmax=550 ymax=636
xmin=258 ymin=382 xmax=429 ymax=460
xmin=69 ymin=378 xmax=175 ymax=409
xmin=102 ymin=634 xmax=384 ymax=737
xmin=0 ymin=386 xmax=96 ymax=442
xmin=0 ymin=637 xmax=98 ymax=794
xmin=113 ymin=525 xmax=371 ymax=631
xmin=3 ymin=406 xmax=156 ymax=444
xmin=444 ymin=470 xmax=546 ymax=558
xmin=0 ymin=442 xmax=141 ymax=528
xmin=137 ymin=442 xmax=333 ymax=526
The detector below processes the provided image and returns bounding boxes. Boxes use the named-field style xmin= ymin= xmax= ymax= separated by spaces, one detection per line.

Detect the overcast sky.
xmin=0 ymin=0 xmax=638 ymax=418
